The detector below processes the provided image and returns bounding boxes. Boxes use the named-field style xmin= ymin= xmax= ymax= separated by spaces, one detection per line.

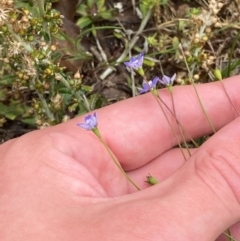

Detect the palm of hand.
xmin=1 ymin=104 xmax=190 ymax=240
xmin=13 ymin=125 xmax=181 ymax=199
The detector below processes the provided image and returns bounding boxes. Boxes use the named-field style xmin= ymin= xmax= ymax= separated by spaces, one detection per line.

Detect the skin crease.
xmin=1 ymin=76 xmax=240 ymax=240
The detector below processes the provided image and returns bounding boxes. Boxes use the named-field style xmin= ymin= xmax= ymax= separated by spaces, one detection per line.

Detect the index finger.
xmin=66 ymin=75 xmax=240 ymax=170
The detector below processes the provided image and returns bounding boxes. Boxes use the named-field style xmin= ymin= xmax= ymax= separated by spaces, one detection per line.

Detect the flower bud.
xmin=137 ymin=67 xmax=145 ymax=77
xmin=74 ymin=70 xmax=81 ymax=79
xmin=217 ymin=3 xmax=223 ymax=9
xmin=146 ymin=174 xmax=158 ymax=185
xmin=205 ymin=27 xmax=212 ymax=34
xmin=202 ymin=35 xmax=208 ymax=42
xmin=193 ymin=74 xmax=200 ymax=81
xmin=213 ymin=69 xmax=222 ymax=80
xmin=62 ymin=115 xmax=70 ymax=122
xmin=212 ymin=8 xmax=219 ymax=15
xmin=55 ymin=74 xmax=62 ymax=81
xmin=50 ymin=45 xmax=57 ymax=51
xmin=211 ymin=16 xmax=218 ymax=24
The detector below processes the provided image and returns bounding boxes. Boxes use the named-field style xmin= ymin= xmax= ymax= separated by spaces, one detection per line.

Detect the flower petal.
xmin=124 ymin=52 xmax=144 ymax=70
xmin=139 ymin=77 xmax=160 ymax=94
xmin=77 ymin=112 xmax=98 ymax=131
xmin=152 ymin=76 xmax=160 ymax=86
xmin=77 ymin=123 xmax=92 ymax=130
xmin=139 ymin=82 xmax=149 ymax=94
xmin=137 ymin=52 xmax=144 ymax=67
xmin=159 ymin=74 xmax=176 ymax=86
xmin=170 ymin=73 xmax=176 ymax=85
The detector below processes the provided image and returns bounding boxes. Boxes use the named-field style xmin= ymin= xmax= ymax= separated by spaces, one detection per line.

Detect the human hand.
xmin=1 ymin=76 xmax=240 ymax=241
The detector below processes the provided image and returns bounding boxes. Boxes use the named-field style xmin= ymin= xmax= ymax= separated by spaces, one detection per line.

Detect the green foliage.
xmin=0 ymin=101 xmax=30 ymax=121
xmin=186 ymin=7 xmax=201 ymax=17
xmin=76 ymin=0 xmax=115 ymax=29
xmin=139 ymin=0 xmax=168 ymax=18
xmin=0 ymin=0 xmax=92 ymax=128
xmin=1 ymin=0 xmax=240 ymax=139
xmin=139 ymin=0 xmax=154 ymax=18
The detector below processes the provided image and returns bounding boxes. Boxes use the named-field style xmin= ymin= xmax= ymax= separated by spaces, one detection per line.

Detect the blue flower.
xmin=124 ymin=52 xmax=144 ymax=70
xmin=140 ymin=76 xmax=159 ymax=94
xmin=159 ymin=73 xmax=176 ymax=86
xmin=77 ymin=112 xmax=98 ymax=131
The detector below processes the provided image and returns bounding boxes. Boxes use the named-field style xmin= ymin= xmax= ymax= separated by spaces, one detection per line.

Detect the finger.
xmin=127 ymin=148 xmax=195 ymax=189
xmin=62 ymin=76 xmax=240 ymax=170
xmin=216 ymin=222 xmax=240 ymax=241
xmin=192 ymin=116 xmax=240 ymax=206
xmin=175 ymin=116 xmax=240 ymax=239
xmin=96 ymin=118 xmax=240 ymax=240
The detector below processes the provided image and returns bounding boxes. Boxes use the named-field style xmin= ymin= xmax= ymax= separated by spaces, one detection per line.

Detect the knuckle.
xmin=195 ymin=146 xmax=240 ymax=206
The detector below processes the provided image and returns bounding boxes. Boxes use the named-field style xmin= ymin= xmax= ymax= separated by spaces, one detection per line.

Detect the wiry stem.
xmin=58 ymin=74 xmax=91 ymax=112
xmin=179 ymin=44 xmax=216 ymax=133
xmin=169 ymin=91 xmax=192 ymax=157
xmin=216 ymin=73 xmax=240 ymax=116
xmin=142 ymin=78 xmax=187 ymax=161
xmin=31 ymin=77 xmax=55 ymax=122
xmin=156 ymin=94 xmax=199 ymax=148
xmin=93 ymin=128 xmax=141 ymax=191
xmin=152 ymin=91 xmax=187 ymax=161
xmin=224 ymin=229 xmax=235 ymax=241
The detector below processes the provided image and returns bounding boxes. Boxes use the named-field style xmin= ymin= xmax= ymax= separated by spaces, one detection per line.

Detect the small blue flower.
xmin=77 ymin=112 xmax=98 ymax=131
xmin=124 ymin=52 xmax=144 ymax=70
xmin=159 ymin=73 xmax=176 ymax=86
xmin=140 ymin=76 xmax=159 ymax=94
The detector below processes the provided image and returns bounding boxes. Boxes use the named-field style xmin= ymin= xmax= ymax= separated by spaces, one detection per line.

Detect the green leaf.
xmin=79 ymin=85 xmax=93 ymax=93
xmin=221 ymin=59 xmax=240 ymax=79
xmin=139 ymin=2 xmax=147 ymax=18
xmin=22 ymin=117 xmax=37 ymax=126
xmin=172 ymin=36 xmax=179 ymax=49
xmin=76 ymin=4 xmax=88 ymax=16
xmin=100 ymin=9 xmax=113 ymax=20
xmin=143 ymin=59 xmax=155 ymax=67
xmin=113 ymin=29 xmax=125 ymax=39
xmin=0 ymin=89 xmax=8 ymax=101
xmin=0 ymin=75 xmax=15 ymax=85
xmin=91 ymin=24 xmax=97 ymax=37
xmin=87 ymin=0 xmax=94 ymax=8
xmin=96 ymin=0 xmax=105 ymax=10
xmin=0 ymin=102 xmax=26 ymax=120
xmin=146 ymin=33 xmax=158 ymax=47
xmin=140 ymin=0 xmax=154 ymax=12
xmin=76 ymin=16 xmax=92 ymax=29
xmin=91 ymin=95 xmax=107 ymax=109
xmin=159 ymin=0 xmax=168 ymax=5
xmin=61 ymin=93 xmax=73 ymax=105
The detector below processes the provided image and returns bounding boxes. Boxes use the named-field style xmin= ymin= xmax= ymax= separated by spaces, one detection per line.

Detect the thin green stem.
xmin=218 ymin=79 xmax=239 ymax=116
xmin=155 ymin=93 xmax=199 ymax=148
xmin=31 ymin=77 xmax=55 ymax=122
xmin=149 ymin=88 xmax=187 ymax=162
xmin=179 ymin=44 xmax=216 ymax=133
xmin=37 ymin=92 xmax=55 ymax=122
xmin=58 ymin=74 xmax=91 ymax=112
xmin=143 ymin=77 xmax=197 ymax=160
xmin=227 ymin=30 xmax=240 ymax=77
xmin=94 ymin=128 xmax=141 ymax=191
xmin=224 ymin=228 xmax=234 ymax=241
xmin=170 ymin=91 xmax=192 ymax=157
